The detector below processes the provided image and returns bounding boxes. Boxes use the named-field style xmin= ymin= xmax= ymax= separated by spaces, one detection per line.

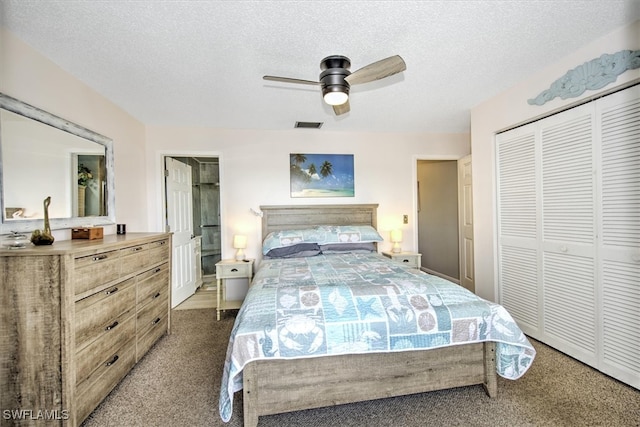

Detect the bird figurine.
xmin=30 ymin=196 xmax=55 ymax=245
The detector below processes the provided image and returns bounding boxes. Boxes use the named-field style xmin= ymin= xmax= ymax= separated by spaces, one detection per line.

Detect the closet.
xmin=495 ymin=85 xmax=639 ymax=389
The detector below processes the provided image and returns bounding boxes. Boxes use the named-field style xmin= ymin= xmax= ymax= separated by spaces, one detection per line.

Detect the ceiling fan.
xmin=263 ymin=55 xmax=406 ymax=115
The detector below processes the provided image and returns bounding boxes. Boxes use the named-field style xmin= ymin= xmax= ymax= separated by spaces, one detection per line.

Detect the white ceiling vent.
xmin=295 ymin=121 xmax=323 ymax=129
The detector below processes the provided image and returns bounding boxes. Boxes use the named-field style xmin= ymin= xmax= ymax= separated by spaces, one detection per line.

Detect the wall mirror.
xmin=0 ymin=93 xmax=115 ymax=234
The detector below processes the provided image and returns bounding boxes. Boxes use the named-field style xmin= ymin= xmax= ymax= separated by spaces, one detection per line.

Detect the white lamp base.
xmin=392 ymin=243 xmax=401 ymax=253
xmin=235 ymin=249 xmax=245 ymax=261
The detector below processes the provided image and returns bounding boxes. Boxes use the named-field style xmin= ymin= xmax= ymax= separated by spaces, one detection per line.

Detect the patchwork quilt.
xmin=219 ymin=253 xmax=536 ymax=422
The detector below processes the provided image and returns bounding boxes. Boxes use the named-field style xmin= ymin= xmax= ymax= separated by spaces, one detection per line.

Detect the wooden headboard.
xmin=260 ymin=204 xmax=379 ymax=241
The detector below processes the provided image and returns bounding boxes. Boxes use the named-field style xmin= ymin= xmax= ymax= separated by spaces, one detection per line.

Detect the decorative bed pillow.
xmin=262 ymin=228 xmax=324 ymax=254
xmin=262 ymin=225 xmax=384 ymax=254
xmin=319 ymin=242 xmax=377 ymax=254
xmin=314 ymin=225 xmax=384 ymax=245
xmin=264 ymin=243 xmax=321 ymax=258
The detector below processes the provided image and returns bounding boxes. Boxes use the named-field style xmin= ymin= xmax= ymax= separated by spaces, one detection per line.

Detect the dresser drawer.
xmin=137 ymin=263 xmax=169 ymax=309
xmin=75 ymin=278 xmax=136 ymax=351
xmin=137 ymin=314 xmax=168 ymax=361
xmin=148 ymin=239 xmax=170 ymax=266
xmin=120 ymin=243 xmax=149 ymax=276
xmin=216 ymin=261 xmax=252 ymax=278
xmin=74 ymin=250 xmax=120 ymax=295
xmin=75 ymin=314 xmax=135 ymax=386
xmin=76 ymin=338 xmax=136 ymax=424
xmin=137 ymin=292 xmax=168 ymax=340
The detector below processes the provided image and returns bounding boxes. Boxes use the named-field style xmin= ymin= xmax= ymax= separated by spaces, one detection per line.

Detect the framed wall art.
xmin=290 ymin=153 xmax=354 ymax=198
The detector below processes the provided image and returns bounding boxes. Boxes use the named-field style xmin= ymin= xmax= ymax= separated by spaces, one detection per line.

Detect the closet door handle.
xmin=152 ymin=317 xmax=161 ymax=325
xmin=153 ymin=292 xmax=161 ymax=299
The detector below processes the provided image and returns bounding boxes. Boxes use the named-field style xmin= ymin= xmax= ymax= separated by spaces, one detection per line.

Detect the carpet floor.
xmin=81 ymin=308 xmax=640 ymax=427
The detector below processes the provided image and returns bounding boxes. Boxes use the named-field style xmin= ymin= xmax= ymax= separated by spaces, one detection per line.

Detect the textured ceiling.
xmin=1 ymin=1 xmax=639 ymax=133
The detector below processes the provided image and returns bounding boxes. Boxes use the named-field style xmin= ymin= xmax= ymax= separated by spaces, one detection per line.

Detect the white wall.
xmin=145 ymin=127 xmax=470 ymax=262
xmin=0 ymin=29 xmax=147 ymax=240
xmin=470 ymin=20 xmax=640 ymax=302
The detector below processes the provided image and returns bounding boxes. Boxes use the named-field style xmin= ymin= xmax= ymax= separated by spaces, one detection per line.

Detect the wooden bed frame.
xmin=241 ymin=204 xmax=497 ymax=427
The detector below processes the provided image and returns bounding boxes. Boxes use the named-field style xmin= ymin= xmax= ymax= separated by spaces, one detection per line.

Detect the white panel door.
xmin=496 ymin=84 xmax=640 ymax=390
xmin=596 ymin=86 xmax=640 ymax=389
xmin=457 ymin=155 xmax=474 ymax=292
xmin=166 ymin=157 xmax=196 ymax=308
xmin=539 ymin=104 xmax=597 ymax=365
xmin=496 ymin=126 xmax=540 ymax=335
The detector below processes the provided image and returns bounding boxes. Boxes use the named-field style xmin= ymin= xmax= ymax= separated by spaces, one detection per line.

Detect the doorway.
xmin=416 ymin=159 xmax=460 ymax=284
xmin=415 ymin=156 xmax=474 ymax=292
xmin=171 ymin=156 xmax=221 ymax=288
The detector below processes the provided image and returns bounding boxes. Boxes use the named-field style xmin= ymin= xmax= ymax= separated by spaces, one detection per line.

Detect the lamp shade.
xmin=233 ymin=235 xmax=247 ymax=249
xmin=233 ymin=235 xmax=247 ymax=260
xmin=390 ymin=229 xmax=403 ymax=243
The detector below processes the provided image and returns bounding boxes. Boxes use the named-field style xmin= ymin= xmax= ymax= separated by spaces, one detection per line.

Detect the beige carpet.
xmin=81 ymin=308 xmax=640 ymax=427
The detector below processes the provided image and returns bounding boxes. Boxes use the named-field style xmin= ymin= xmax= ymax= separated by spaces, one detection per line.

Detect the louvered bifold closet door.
xmin=496 ymin=126 xmax=540 ymax=335
xmin=539 ymin=104 xmax=598 ymax=365
xmin=596 ymin=86 xmax=640 ymax=389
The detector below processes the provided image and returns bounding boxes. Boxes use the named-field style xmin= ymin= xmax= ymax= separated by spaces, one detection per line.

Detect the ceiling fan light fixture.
xmin=323 ymin=90 xmax=349 ymax=106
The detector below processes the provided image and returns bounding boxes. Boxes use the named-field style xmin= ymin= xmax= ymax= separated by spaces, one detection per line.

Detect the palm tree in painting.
xmin=308 ymin=163 xmax=317 ymax=177
xmin=291 ymin=154 xmax=307 ymax=166
xmin=320 ymin=161 xmax=333 ymax=178
xmin=290 ymin=154 xmax=311 ymax=189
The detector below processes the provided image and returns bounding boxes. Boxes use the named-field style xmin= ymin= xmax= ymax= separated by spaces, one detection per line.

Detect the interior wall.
xmin=0 ymin=28 xmax=147 ymax=240
xmin=470 ymin=19 xmax=640 ymax=302
xmin=146 ymin=128 xmax=471 ymax=262
xmin=417 ymin=160 xmax=459 ymax=281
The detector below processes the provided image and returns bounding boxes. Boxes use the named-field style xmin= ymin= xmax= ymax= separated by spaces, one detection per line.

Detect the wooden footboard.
xmin=242 ymin=341 xmax=497 ymax=427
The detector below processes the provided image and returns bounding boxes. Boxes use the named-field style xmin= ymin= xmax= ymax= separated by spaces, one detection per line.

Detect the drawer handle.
xmin=153 ymin=292 xmax=161 ymax=299
xmin=105 ymin=321 xmax=119 ymax=331
xmin=154 ymin=267 xmax=162 ymax=273
xmin=402 ymin=259 xmax=409 ymax=262
xmin=93 ymin=255 xmax=108 ymax=262
xmin=132 ymin=246 xmax=143 ymax=252
xmin=104 ymin=287 xmax=119 ymax=295
xmin=231 ymin=268 xmax=238 ymax=272
xmin=105 ymin=355 xmax=119 ymax=367
xmin=152 ymin=317 xmax=161 ymax=325
xmin=159 ymin=241 xmax=166 ymax=245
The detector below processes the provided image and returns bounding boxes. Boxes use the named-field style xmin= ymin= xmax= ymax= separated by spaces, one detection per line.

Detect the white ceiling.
xmin=1 ymin=1 xmax=639 ymax=133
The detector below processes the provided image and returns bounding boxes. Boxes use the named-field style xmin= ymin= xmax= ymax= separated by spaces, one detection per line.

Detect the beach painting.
xmin=290 ymin=153 xmax=355 ymax=198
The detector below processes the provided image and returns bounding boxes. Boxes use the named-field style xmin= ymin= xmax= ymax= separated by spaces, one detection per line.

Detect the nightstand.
xmin=215 ymin=259 xmax=254 ymax=320
xmin=382 ymin=251 xmax=422 ymax=269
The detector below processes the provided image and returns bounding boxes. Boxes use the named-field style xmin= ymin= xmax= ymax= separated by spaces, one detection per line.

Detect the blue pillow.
xmin=262 ymin=225 xmax=383 ymax=254
xmin=264 ymin=243 xmax=322 ymax=259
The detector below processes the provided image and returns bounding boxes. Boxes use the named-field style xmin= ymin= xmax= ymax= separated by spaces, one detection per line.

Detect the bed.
xmin=219 ymin=204 xmax=535 ymax=426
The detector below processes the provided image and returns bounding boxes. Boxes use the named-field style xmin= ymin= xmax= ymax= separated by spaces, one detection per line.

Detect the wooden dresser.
xmin=0 ymin=232 xmax=172 ymax=426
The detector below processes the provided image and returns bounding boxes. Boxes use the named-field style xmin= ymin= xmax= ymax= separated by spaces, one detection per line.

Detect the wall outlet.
xmin=403 ymin=215 xmax=408 ymax=224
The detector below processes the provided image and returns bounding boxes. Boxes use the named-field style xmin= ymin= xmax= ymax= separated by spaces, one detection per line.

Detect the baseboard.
xmin=420 ymin=267 xmax=460 ymax=285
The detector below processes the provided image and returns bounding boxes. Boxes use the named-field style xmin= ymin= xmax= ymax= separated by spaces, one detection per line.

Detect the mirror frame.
xmin=0 ymin=93 xmax=115 ymax=234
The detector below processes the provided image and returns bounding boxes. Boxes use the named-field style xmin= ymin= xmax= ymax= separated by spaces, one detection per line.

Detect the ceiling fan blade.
xmin=263 ymin=75 xmax=320 ymax=86
xmin=333 ymin=100 xmax=350 ymax=115
xmin=345 ymin=55 xmax=406 ymax=86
